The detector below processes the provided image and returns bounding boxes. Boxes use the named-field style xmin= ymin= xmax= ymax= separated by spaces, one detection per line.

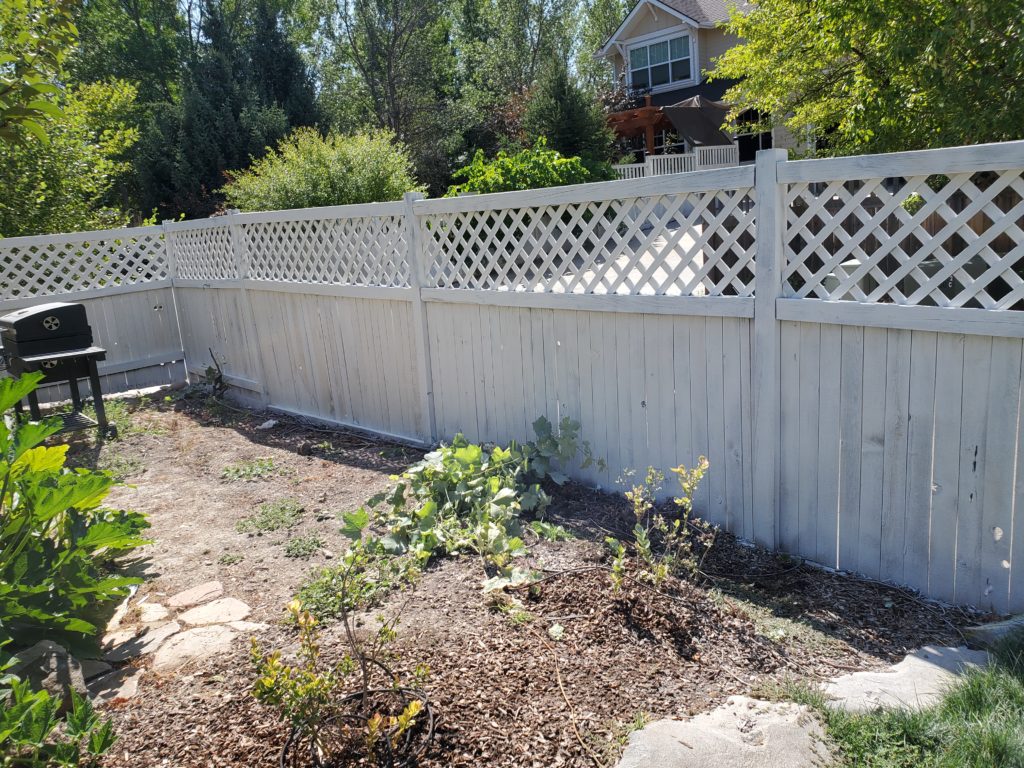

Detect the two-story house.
xmin=597 ymin=0 xmax=786 ymax=169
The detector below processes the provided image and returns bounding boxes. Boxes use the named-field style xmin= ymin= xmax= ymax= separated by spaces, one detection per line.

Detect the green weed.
xmin=237 ymin=499 xmax=304 ymax=534
xmin=218 ymin=552 xmax=244 ymax=566
xmin=222 ymin=457 xmax=279 ymax=481
xmin=284 ymin=534 xmax=323 ymax=559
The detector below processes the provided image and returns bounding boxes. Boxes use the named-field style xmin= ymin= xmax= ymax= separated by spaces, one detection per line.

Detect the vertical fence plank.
xmin=903 ymin=332 xmax=938 ymax=593
xmin=404 ymin=192 xmax=437 ymax=443
xmin=752 ymin=148 xmax=788 ymax=548
xmin=837 ymin=325 xmax=865 ymax=571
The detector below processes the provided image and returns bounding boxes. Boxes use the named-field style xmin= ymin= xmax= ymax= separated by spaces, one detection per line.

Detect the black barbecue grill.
xmin=0 ymin=302 xmax=111 ymax=435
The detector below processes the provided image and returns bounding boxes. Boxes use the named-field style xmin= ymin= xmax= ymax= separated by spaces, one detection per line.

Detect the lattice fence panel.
xmin=420 ymin=188 xmax=757 ymax=296
xmin=171 ymin=225 xmax=236 ymax=281
xmin=0 ymin=230 xmax=168 ymax=300
xmin=244 ymin=216 xmax=410 ymax=287
xmin=784 ymin=169 xmax=1024 ymax=309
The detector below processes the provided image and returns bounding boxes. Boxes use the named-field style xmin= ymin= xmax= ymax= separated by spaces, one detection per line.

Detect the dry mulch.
xmin=74 ymin=390 xmax=987 ymax=768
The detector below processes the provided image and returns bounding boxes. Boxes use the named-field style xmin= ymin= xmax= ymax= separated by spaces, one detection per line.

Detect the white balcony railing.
xmin=613 ymin=144 xmax=740 ymax=179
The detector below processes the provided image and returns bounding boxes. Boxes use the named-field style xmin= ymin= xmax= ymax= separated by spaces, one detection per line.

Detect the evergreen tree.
xmin=522 ymin=58 xmax=613 ymax=173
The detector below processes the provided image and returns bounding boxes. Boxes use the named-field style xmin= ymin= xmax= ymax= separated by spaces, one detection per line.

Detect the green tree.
xmin=221 ymin=127 xmax=423 ymax=211
xmin=446 ymin=139 xmax=600 ymax=195
xmin=0 ymin=80 xmax=139 ymax=237
xmin=71 ymin=0 xmax=186 ymax=104
xmin=713 ymin=0 xmax=1024 ymax=155
xmin=574 ymin=0 xmax=628 ymax=93
xmin=0 ymin=0 xmax=78 ymax=143
xmin=522 ymin=57 xmax=614 ymax=173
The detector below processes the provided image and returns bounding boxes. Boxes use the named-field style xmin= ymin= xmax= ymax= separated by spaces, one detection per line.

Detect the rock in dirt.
xmin=178 ymin=597 xmax=251 ymax=626
xmin=616 ymin=696 xmax=830 ymax=768
xmin=167 ymin=581 xmax=224 ymax=609
xmin=138 ymin=603 xmax=170 ymax=624
xmin=227 ymin=620 xmax=269 ymax=633
xmin=80 ymin=659 xmax=113 ymax=681
xmin=11 ymin=641 xmax=87 ymax=712
xmin=88 ymin=668 xmax=144 ymax=705
xmin=964 ymin=615 xmax=1024 ymax=648
xmin=104 ymin=621 xmax=181 ymax=663
xmin=152 ymin=625 xmax=237 ymax=671
xmin=823 ymin=645 xmax=989 ymax=712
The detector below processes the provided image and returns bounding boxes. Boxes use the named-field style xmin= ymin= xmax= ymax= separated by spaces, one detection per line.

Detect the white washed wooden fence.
xmin=3 ymin=140 xmax=1024 ymax=613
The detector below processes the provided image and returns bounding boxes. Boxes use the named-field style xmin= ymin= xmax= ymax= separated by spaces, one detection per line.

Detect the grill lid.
xmin=0 ymin=302 xmax=90 ymax=342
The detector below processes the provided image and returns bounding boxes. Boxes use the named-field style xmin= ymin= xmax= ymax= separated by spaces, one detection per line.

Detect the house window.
xmin=629 ymin=35 xmax=691 ymax=90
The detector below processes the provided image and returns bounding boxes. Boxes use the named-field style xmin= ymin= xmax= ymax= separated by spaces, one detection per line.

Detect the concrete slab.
xmin=823 ymin=645 xmax=989 ymax=713
xmin=152 ymin=625 xmax=237 ymax=671
xmin=616 ymin=696 xmax=831 ymax=768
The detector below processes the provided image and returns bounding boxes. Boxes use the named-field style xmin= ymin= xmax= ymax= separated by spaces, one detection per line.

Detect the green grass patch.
xmin=218 ymin=552 xmax=244 ymax=565
xmin=284 ymin=534 xmax=323 ymax=559
xmin=221 ymin=457 xmax=279 ymax=481
xmin=96 ymin=452 xmax=144 ymax=481
xmin=236 ymin=499 xmax=305 ymax=534
xmin=791 ymin=634 xmax=1024 ymax=768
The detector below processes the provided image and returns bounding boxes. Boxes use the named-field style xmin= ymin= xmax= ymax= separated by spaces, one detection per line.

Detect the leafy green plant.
xmin=446 ymin=140 xmax=599 ymax=196
xmin=297 ymin=543 xmax=416 ymax=621
xmin=218 ymin=552 xmax=244 ymax=566
xmin=0 ymin=663 xmax=117 ymax=767
xmin=236 ymin=499 xmax=304 ymax=534
xmin=221 ymin=457 xmax=279 ymax=482
xmin=252 ymin=588 xmax=432 ymax=765
xmin=606 ymin=457 xmax=714 ymax=590
xmin=0 ymin=373 xmax=150 ymax=648
xmin=222 ymin=127 xmax=424 ymax=212
xmin=343 ymin=416 xmax=585 ymax=593
xmin=284 ymin=534 xmax=323 ymax=559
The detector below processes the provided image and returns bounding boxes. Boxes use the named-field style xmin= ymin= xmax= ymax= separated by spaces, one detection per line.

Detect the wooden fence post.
xmin=227 ymin=209 xmax=270 ymax=403
xmin=751 ymin=149 xmax=788 ymax=548
xmin=161 ymin=220 xmax=188 ymax=380
xmin=404 ymin=191 xmax=438 ymax=444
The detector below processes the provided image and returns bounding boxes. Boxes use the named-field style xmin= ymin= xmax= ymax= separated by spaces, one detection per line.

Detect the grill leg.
xmin=27 ymin=391 xmax=41 ymax=420
xmin=69 ymin=377 xmax=82 ymax=411
xmin=87 ymin=359 xmax=111 ymax=436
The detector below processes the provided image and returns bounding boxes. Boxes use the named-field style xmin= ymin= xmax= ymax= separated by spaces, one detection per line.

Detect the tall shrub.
xmin=221 ymin=128 xmax=424 ymax=211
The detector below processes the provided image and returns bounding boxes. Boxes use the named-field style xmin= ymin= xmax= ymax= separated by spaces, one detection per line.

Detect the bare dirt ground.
xmin=60 ymin=391 xmax=987 ymax=768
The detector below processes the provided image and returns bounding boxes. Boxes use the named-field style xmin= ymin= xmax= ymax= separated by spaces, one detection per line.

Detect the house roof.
xmin=597 ymin=0 xmax=750 ymax=58
xmin=658 ymin=0 xmax=748 ymax=25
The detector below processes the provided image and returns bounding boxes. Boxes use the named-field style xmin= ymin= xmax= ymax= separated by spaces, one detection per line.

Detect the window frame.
xmin=624 ymin=25 xmax=698 ymax=93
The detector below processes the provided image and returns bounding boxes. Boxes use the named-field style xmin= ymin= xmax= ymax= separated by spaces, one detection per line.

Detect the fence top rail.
xmin=778 ymin=139 xmax=1024 ymax=184
xmin=412 ymin=165 xmax=755 ymax=215
xmin=0 ymin=224 xmax=164 ymax=249
xmin=232 ymin=200 xmax=407 ymax=225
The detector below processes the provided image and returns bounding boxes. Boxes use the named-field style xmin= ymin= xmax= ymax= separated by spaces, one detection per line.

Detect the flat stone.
xmin=964 ymin=615 xmax=1024 ymax=649
xmin=166 ymin=581 xmax=223 ymax=609
xmin=178 ymin=597 xmax=251 ymax=626
xmin=105 ymin=595 xmax=132 ymax=632
xmin=80 ymin=659 xmax=113 ymax=681
xmin=616 ymin=696 xmax=830 ymax=768
xmin=138 ymin=603 xmax=170 ymax=624
xmin=11 ymin=641 xmax=87 ymax=713
xmin=228 ymin=621 xmax=270 ymax=633
xmin=823 ymin=645 xmax=989 ymax=712
xmin=88 ymin=668 xmax=143 ymax=705
xmin=104 ymin=621 xmax=181 ymax=663
xmin=152 ymin=625 xmax=237 ymax=671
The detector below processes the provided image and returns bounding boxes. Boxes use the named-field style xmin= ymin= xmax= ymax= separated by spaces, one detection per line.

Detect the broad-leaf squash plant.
xmin=0 ymin=373 xmax=150 ymax=649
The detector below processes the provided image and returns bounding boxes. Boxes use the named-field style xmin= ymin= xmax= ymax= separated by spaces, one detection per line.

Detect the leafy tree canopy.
xmin=446 ymin=139 xmax=603 ymax=195
xmin=0 ymin=80 xmax=139 ymax=237
xmin=0 ymin=0 xmax=78 ymax=144
xmin=221 ymin=127 xmax=424 ymax=210
xmin=713 ymin=0 xmax=1024 ymax=155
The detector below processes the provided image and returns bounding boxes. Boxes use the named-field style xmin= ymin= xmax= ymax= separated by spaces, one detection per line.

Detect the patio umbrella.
xmin=662 ymin=95 xmax=733 ymax=147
